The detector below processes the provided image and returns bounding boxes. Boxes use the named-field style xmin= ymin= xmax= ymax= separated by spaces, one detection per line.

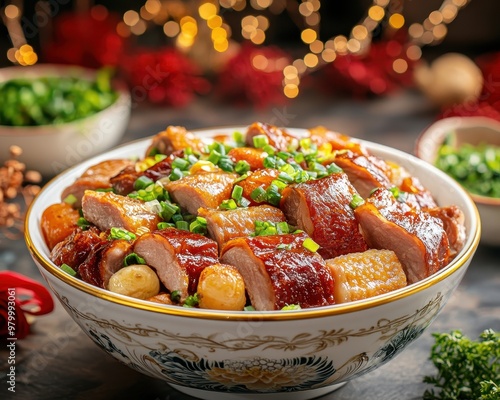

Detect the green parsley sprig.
xmin=423 ymin=329 xmax=500 ymax=400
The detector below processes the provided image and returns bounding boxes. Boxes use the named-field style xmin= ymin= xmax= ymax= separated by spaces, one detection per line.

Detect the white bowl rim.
xmin=25 ymin=125 xmax=481 ymax=321
xmin=0 ymin=63 xmax=130 ymax=133
xmin=415 ymin=115 xmax=500 ymax=207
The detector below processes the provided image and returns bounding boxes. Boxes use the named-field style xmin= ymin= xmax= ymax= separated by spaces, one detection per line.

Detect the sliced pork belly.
xmin=134 ymin=228 xmax=219 ymax=299
xmin=399 ymin=176 xmax=438 ymax=209
xmin=165 ymin=172 xmax=238 ymax=214
xmin=61 ymin=159 xmax=133 ymax=208
xmin=79 ymin=239 xmax=133 ymax=288
xmin=354 ymin=188 xmax=450 ymax=284
xmin=427 ymin=205 xmax=466 ymax=258
xmin=308 ymin=126 xmax=367 ymax=156
xmin=146 ymin=126 xmax=205 ymax=156
xmin=51 ymin=227 xmax=106 ymax=271
xmin=199 ymin=205 xmax=286 ymax=249
xmin=325 ymin=249 xmax=407 ymax=303
xmin=227 ymin=147 xmax=267 ymax=171
xmin=81 ymin=190 xmax=161 ymax=234
xmin=280 ymin=173 xmax=368 ymax=259
xmin=245 ymin=122 xmax=298 ymax=152
xmin=220 ymin=232 xmax=336 ymax=311
xmin=237 ymin=169 xmax=280 ymax=206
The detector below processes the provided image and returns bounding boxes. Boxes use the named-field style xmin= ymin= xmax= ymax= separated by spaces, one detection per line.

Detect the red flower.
xmin=0 ymin=271 xmax=54 ymax=340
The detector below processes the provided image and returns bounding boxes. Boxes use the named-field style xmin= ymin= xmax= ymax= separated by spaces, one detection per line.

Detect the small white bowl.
xmin=416 ymin=116 xmax=500 ymax=246
xmin=0 ymin=64 xmax=131 ymax=177
xmin=25 ymin=127 xmax=480 ymax=400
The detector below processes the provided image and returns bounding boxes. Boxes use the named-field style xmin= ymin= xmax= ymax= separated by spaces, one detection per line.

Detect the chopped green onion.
xmin=326 ymin=163 xmax=343 ymax=174
xmin=276 ymin=221 xmax=290 ymax=234
xmin=349 ymin=194 xmax=365 ymax=209
xmin=169 ymin=168 xmax=184 ymax=181
xmin=232 ymin=185 xmax=244 ymax=202
xmin=170 ymin=290 xmax=181 ymax=302
xmin=172 ymin=157 xmax=190 ymax=170
xmin=218 ymin=156 xmax=234 ymax=172
xmin=266 ymin=184 xmax=281 ymax=206
xmin=157 ymin=221 xmax=174 ymax=230
xmin=262 ymin=144 xmax=276 ymax=155
xmin=183 ymin=293 xmax=200 ymax=307
xmin=250 ymin=186 xmax=267 ymax=203
xmin=77 ymin=217 xmax=91 ymax=230
xmin=60 ymin=263 xmax=77 ymax=276
xmin=124 ymin=253 xmax=146 ymax=266
xmin=159 ymin=201 xmax=180 ymax=221
xmin=303 ymin=237 xmax=320 ymax=252
xmin=390 ymin=186 xmax=409 ymax=203
xmin=277 ymin=171 xmax=294 ymax=184
xmin=175 ymin=220 xmax=189 ymax=231
xmin=208 ymin=149 xmax=222 ymax=165
xmin=276 ymin=243 xmax=292 ymax=250
xmin=189 ymin=217 xmax=207 ymax=234
xmin=253 ymin=134 xmax=269 ymax=149
xmin=281 ymin=304 xmax=301 ymax=311
xmin=244 ymin=305 xmax=256 ymax=311
xmin=63 ymin=194 xmax=77 ymax=205
xmin=109 ymin=227 xmax=136 ymax=241
xmin=235 ymin=160 xmax=251 ymax=175
xmin=220 ymin=198 xmax=238 ymax=210
xmin=134 ymin=175 xmax=154 ymax=190
xmin=233 ymin=130 xmax=245 ymax=146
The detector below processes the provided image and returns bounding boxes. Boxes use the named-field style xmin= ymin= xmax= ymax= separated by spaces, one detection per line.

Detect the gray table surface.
xmin=1 ymin=90 xmax=499 ymax=400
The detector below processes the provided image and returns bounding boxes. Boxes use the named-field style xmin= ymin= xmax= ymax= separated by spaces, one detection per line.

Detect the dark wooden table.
xmin=1 ymin=90 xmax=499 ymax=400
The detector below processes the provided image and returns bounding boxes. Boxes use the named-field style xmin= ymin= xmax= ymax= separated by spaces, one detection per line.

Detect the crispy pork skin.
xmin=220 ymin=232 xmax=336 ymax=311
xmin=354 ymin=188 xmax=450 ymax=284
xmin=238 ymin=169 xmax=280 ymax=206
xmin=245 ymin=122 xmax=298 ymax=152
xmin=78 ymin=239 xmax=133 ymax=288
xmin=227 ymin=147 xmax=267 ymax=171
xmin=81 ymin=190 xmax=161 ymax=234
xmin=50 ymin=227 xmax=106 ymax=272
xmin=165 ymin=172 xmax=238 ymax=214
xmin=281 ymin=173 xmax=368 ymax=259
xmin=325 ymin=249 xmax=407 ymax=303
xmin=60 ymin=159 xmax=133 ymax=208
xmin=199 ymin=205 xmax=286 ymax=249
xmin=146 ymin=126 xmax=205 ymax=156
xmin=133 ymin=228 xmax=219 ymax=299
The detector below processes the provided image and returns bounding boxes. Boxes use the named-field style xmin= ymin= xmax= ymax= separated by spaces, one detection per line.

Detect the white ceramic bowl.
xmin=25 ymin=127 xmax=480 ymax=400
xmin=0 ymin=64 xmax=131 ymax=177
xmin=416 ymin=116 xmax=500 ymax=246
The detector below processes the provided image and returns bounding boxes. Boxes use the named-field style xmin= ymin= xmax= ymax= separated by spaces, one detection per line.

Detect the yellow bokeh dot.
xmin=303 ymin=53 xmax=318 ymax=68
xmin=352 ymin=25 xmax=368 ymax=40
xmin=250 ymin=29 xmax=266 ymax=45
xmin=145 ymin=0 xmax=161 ymax=15
xmin=214 ymin=40 xmax=229 ymax=52
xmin=130 ymin=19 xmax=147 ymax=35
xmin=208 ymin=15 xmax=222 ymax=29
xmin=177 ymin=33 xmax=194 ymax=48
xmin=211 ymin=26 xmax=227 ymax=40
xmin=368 ymin=5 xmax=385 ymax=22
xmin=406 ymin=45 xmax=422 ymax=61
xmin=252 ymin=54 xmax=269 ymax=70
xmin=452 ymin=0 xmax=467 ymax=7
xmin=347 ymin=39 xmax=361 ymax=53
xmin=321 ymin=48 xmax=336 ymax=62
xmin=301 ymin=28 xmax=317 ymax=44
xmin=284 ymin=83 xmax=299 ymax=98
xmin=374 ymin=0 xmax=390 ymax=6
xmin=389 ymin=13 xmax=405 ymax=29
xmin=199 ymin=2 xmax=217 ymax=20
xmin=429 ymin=11 xmax=443 ymax=25
xmin=293 ymin=59 xmax=307 ymax=74
xmin=123 ymin=10 xmax=140 ymax=26
xmin=442 ymin=5 xmax=458 ymax=22
xmin=309 ymin=40 xmax=323 ymax=54
xmin=181 ymin=17 xmax=198 ymax=38
xmin=306 ymin=13 xmax=320 ymax=27
xmin=333 ymin=35 xmax=348 ymax=53
xmin=299 ymin=2 xmax=313 ymax=17
xmin=392 ymin=58 xmax=408 ymax=74
xmin=5 ymin=5 xmax=20 ymax=19
xmin=432 ymin=24 xmax=448 ymax=40
xmin=283 ymin=65 xmax=298 ymax=79
xmin=408 ymin=23 xmax=424 ymax=39
xmin=163 ymin=20 xmax=180 ymax=37
xmin=257 ymin=15 xmax=269 ymax=30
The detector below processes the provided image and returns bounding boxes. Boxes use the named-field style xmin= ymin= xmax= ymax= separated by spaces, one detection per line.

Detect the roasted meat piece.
xmin=199 ymin=205 xmax=286 ymax=250
xmin=133 ymin=228 xmax=219 ymax=300
xmin=41 ymin=202 xmax=80 ymax=250
xmin=51 ymin=227 xmax=106 ymax=272
xmin=325 ymin=249 xmax=407 ymax=303
xmin=237 ymin=169 xmax=280 ymax=206
xmin=81 ymin=190 xmax=161 ymax=234
xmin=427 ymin=205 xmax=466 ymax=258
xmin=245 ymin=122 xmax=298 ymax=152
xmin=79 ymin=239 xmax=133 ymax=288
xmin=332 ymin=151 xmax=393 ymax=198
xmin=220 ymin=232 xmax=336 ymax=311
xmin=308 ymin=126 xmax=367 ymax=156
xmin=146 ymin=126 xmax=205 ymax=156
xmin=227 ymin=147 xmax=267 ymax=171
xmin=165 ymin=172 xmax=238 ymax=214
xmin=60 ymin=159 xmax=133 ymax=208
xmin=280 ymin=172 xmax=368 ymax=259
xmin=354 ymin=188 xmax=450 ymax=284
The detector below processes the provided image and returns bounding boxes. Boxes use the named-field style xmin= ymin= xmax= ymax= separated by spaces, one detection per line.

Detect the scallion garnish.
xmin=244 ymin=305 xmax=256 ymax=311
xmin=183 ymin=293 xmax=200 ymax=307
xmin=169 ymin=167 xmax=184 ymax=182
xmin=77 ymin=217 xmax=91 ymax=230
xmin=349 ymin=194 xmax=365 ymax=209
xmin=63 ymin=194 xmax=77 ymax=205
xmin=253 ymin=134 xmax=269 ymax=149
xmin=134 ymin=175 xmax=154 ymax=190
xmin=157 ymin=221 xmax=174 ymax=229
xmin=235 ymin=160 xmax=251 ymax=175
xmin=170 ymin=290 xmax=181 ymax=302
xmin=124 ymin=253 xmax=146 ymax=266
xmin=250 ymin=186 xmax=267 ymax=203
xmin=175 ymin=220 xmax=189 ymax=231
xmin=189 ymin=217 xmax=207 ymax=235
xmin=109 ymin=227 xmax=136 ymax=241
xmin=60 ymin=263 xmax=77 ymax=276
xmin=302 ymin=237 xmax=320 ymax=252
xmin=281 ymin=304 xmax=301 ymax=311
